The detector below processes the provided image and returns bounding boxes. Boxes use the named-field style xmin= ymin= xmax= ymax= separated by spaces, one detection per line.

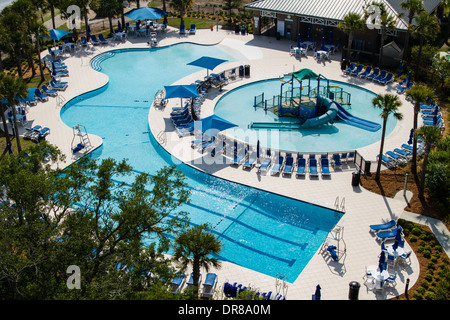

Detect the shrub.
xmin=412 ymin=227 xmax=423 ymax=236
xmin=421 ymin=280 xmax=430 ymax=289
xmin=425 ymin=291 xmax=436 ymax=300
xmin=428 ymin=261 xmax=436 ymax=270
xmin=425 ymin=273 xmax=433 ymax=282
xmin=423 ymin=250 xmax=432 ymax=258
xmin=410 ymin=235 xmax=418 ymax=242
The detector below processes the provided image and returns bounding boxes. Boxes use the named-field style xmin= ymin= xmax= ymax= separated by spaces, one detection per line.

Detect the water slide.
xmin=334 ymin=102 xmax=381 ymax=132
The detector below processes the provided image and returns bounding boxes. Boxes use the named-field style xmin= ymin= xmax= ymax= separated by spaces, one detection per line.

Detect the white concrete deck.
xmin=24 ymin=27 xmax=428 ymax=299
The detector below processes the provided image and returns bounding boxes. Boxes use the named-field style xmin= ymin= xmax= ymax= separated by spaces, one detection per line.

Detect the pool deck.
xmin=27 ymin=27 xmax=446 ymax=300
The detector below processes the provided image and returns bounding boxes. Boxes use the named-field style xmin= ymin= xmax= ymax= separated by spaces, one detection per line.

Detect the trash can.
xmin=244 ymin=64 xmax=250 ymax=77
xmin=348 ymin=281 xmax=360 ymax=300
xmin=239 ymin=65 xmax=244 ymax=77
xmin=364 ymin=161 xmax=371 ymax=174
xmin=241 ymin=25 xmax=246 ymax=35
xmin=235 ymin=23 xmax=240 ymax=34
xmin=351 ymin=170 xmax=360 ymax=186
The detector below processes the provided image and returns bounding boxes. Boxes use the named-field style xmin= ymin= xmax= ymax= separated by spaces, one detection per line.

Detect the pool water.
xmin=214 ymin=78 xmax=397 ymax=153
xmin=61 ymin=43 xmax=343 ymax=283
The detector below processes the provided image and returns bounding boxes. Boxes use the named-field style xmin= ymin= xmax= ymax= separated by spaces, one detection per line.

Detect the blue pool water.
xmin=215 ymin=78 xmax=397 ymax=153
xmin=61 ymin=43 xmax=343 ymax=282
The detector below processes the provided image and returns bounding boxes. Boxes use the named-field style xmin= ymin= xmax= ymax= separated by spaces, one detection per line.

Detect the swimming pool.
xmin=214 ymin=78 xmax=397 ymax=153
xmin=61 ymin=43 xmax=343 ymax=283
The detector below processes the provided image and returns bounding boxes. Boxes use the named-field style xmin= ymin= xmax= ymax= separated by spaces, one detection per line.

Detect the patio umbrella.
xmin=49 ymin=29 xmax=71 ymax=41
xmin=117 ymin=20 xmax=121 ymax=32
xmin=398 ymin=60 xmax=402 ymax=78
xmin=408 ymin=128 xmax=414 ymax=145
xmin=187 ymin=56 xmax=228 ymax=77
xmin=406 ymin=71 xmax=411 ymax=86
xmin=187 ymin=114 xmax=237 ymax=137
xmin=320 ymin=37 xmax=326 ymax=51
xmin=378 ymin=251 xmax=386 ymax=271
xmin=297 ymin=34 xmax=302 ymax=48
xmin=164 ymin=84 xmax=198 ymax=105
xmin=314 ymin=284 xmax=321 ymax=300
xmin=125 ymin=7 xmax=167 ymax=21
xmin=256 ymin=140 xmax=260 ymax=159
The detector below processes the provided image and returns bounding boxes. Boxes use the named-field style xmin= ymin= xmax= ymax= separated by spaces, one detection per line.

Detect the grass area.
xmin=0 ymin=133 xmax=36 ymax=157
xmin=166 ymin=17 xmax=218 ymax=29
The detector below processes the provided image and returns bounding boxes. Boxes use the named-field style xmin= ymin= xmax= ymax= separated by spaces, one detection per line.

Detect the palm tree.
xmin=405 ymin=85 xmax=436 ymax=177
xmin=377 ymin=7 xmax=397 ymax=65
xmin=372 ymin=94 xmax=403 ymax=181
xmin=173 ymin=224 xmax=222 ymax=298
xmin=416 ymin=125 xmax=442 ymax=198
xmin=170 ymin=0 xmax=194 ymax=26
xmin=337 ymin=12 xmax=365 ymax=60
xmin=0 ymin=74 xmax=28 ymax=153
xmin=400 ymin=0 xmax=425 ymax=60
xmin=411 ymin=12 xmax=440 ymax=81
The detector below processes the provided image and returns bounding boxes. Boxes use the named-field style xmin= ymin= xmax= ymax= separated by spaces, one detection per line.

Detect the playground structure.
xmin=251 ymin=69 xmax=381 ymax=132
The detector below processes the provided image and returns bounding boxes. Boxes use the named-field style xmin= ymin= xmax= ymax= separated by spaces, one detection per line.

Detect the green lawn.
xmin=167 ymin=17 xmax=217 ymax=29
xmin=0 ymin=133 xmax=36 ymax=157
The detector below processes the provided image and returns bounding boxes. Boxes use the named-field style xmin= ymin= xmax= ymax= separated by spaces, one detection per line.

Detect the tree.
xmin=372 ymin=94 xmax=403 ymax=181
xmin=376 ymin=3 xmax=397 ymax=66
xmin=0 ymin=145 xmax=192 ymax=299
xmin=405 ymin=85 xmax=436 ymax=177
xmin=224 ymin=0 xmax=243 ymax=25
xmin=337 ymin=12 xmax=365 ymax=60
xmin=0 ymin=74 xmax=28 ymax=153
xmin=173 ymin=224 xmax=222 ymax=298
xmin=96 ymin=0 xmax=122 ymax=35
xmin=400 ymin=0 xmax=425 ymax=60
xmin=411 ymin=12 xmax=440 ymax=81
xmin=170 ymin=0 xmax=194 ymax=26
xmin=416 ymin=125 xmax=442 ymax=198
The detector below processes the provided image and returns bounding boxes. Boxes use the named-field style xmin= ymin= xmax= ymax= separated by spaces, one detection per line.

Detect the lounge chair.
xmin=358 ymin=66 xmax=372 ymax=78
xmin=41 ymin=85 xmax=58 ymax=97
xmin=189 ymin=24 xmax=196 ymax=34
xmin=179 ymin=23 xmax=186 ymax=35
xmin=201 ymin=273 xmax=217 ymax=298
xmin=332 ymin=153 xmax=342 ymax=168
xmin=98 ymin=34 xmax=108 ymax=44
xmin=81 ymin=36 xmax=88 ymax=47
xmin=50 ymin=78 xmax=67 ymax=90
xmin=376 ymin=226 xmax=403 ymax=241
xmin=186 ymin=272 xmax=201 ymax=287
xmin=393 ymin=148 xmax=411 ymax=159
xmin=34 ymin=89 xmax=48 ymax=102
xmin=384 ymin=272 xmax=397 ymax=288
xmin=373 ymin=70 xmax=387 ymax=82
xmin=377 ymin=154 xmax=396 ymax=168
xmin=350 ymin=64 xmax=364 ymax=76
xmin=296 ymin=157 xmax=306 ymax=176
xmin=31 ymin=127 xmax=50 ymax=142
xmin=399 ymin=251 xmax=412 ymax=265
xmin=231 ymin=145 xmax=247 ymax=166
xmin=210 ymin=140 xmax=226 ymax=157
xmin=369 ymin=219 xmax=396 ymax=234
xmin=198 ymin=136 xmax=217 ymax=153
xmin=309 ymin=158 xmax=318 ymax=177
xmin=270 ymin=154 xmax=284 ymax=175
xmin=386 ymin=150 xmax=402 ymax=162
xmin=242 ymin=150 xmax=257 ymax=168
xmin=366 ymin=67 xmax=380 ymax=81
xmin=343 ymin=62 xmax=356 ymax=75
xmin=72 ymin=143 xmax=85 ymax=153
xmin=220 ymin=72 xmax=229 ymax=84
xmin=397 ymin=81 xmax=413 ymax=94
xmin=90 ymin=35 xmax=100 ymax=45
xmin=170 ymin=273 xmax=185 ymax=294
xmin=320 ymin=158 xmax=331 ymax=176
xmin=282 ymin=153 xmax=294 ymax=176
xmin=258 ymin=150 xmax=272 ymax=173
xmin=52 ymin=69 xmax=69 ymax=77
xmin=24 ymin=125 xmax=42 ymax=139
xmin=377 ymin=72 xmax=394 ymax=85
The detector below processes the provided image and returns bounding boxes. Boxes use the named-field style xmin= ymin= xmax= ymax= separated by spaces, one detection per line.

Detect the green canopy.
xmin=292 ymin=68 xmax=320 ymax=81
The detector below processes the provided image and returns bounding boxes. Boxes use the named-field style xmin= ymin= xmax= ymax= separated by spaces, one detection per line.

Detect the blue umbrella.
xmin=164 ymin=84 xmax=198 ymax=105
xmin=297 ymin=34 xmax=302 ymax=48
xmin=48 ymin=29 xmax=71 ymax=41
xmin=408 ymin=128 xmax=414 ymax=145
xmin=314 ymin=284 xmax=321 ymax=300
xmin=378 ymin=251 xmax=386 ymax=271
xmin=307 ymin=28 xmax=311 ymax=40
xmin=187 ymin=56 xmax=228 ymax=77
xmin=125 ymin=7 xmax=167 ymax=21
xmin=320 ymin=37 xmax=326 ymax=51
xmin=407 ymin=71 xmax=411 ymax=86
xmin=187 ymin=114 xmax=237 ymax=137
xmin=398 ymin=60 xmax=402 ymax=78
xmin=256 ymin=140 xmax=260 ymax=159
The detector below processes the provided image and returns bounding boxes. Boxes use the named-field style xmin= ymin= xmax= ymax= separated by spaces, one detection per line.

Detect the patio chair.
xmin=366 ymin=67 xmax=380 ymax=81
xmin=90 ymin=35 xmax=100 ymax=45
xmin=320 ymin=158 xmax=331 ymax=176
xmin=282 ymin=153 xmax=294 ymax=176
xmin=343 ymin=62 xmax=356 ymax=75
xmin=170 ymin=273 xmax=185 ymax=294
xmin=358 ymin=66 xmax=372 ymax=78
xmin=98 ymin=34 xmax=108 ymax=44
xmin=309 ymin=158 xmax=318 ymax=177
xmin=179 ymin=23 xmax=186 ymax=35
xmin=201 ymin=273 xmax=217 ymax=298
xmin=189 ymin=24 xmax=196 ymax=34
xmin=296 ymin=156 xmax=306 ymax=177
xmin=369 ymin=219 xmax=396 ymax=234
xmin=350 ymin=64 xmax=364 ymax=76
xmin=270 ymin=154 xmax=284 ymax=175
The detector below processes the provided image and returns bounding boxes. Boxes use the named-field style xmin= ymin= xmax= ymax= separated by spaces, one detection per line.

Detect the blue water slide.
xmin=334 ymin=101 xmax=381 ymax=132
xmin=301 ymin=104 xmax=338 ymax=128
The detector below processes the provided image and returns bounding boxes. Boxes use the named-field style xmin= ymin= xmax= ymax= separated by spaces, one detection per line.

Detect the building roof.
xmin=245 ymin=0 xmax=442 ymax=31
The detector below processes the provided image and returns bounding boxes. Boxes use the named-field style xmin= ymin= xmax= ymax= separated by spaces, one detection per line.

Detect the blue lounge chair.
xmin=376 ymin=226 xmax=403 ymax=241
xmin=198 ymin=136 xmax=217 ymax=153
xmin=366 ymin=67 xmax=380 ymax=81
xmin=210 ymin=140 xmax=226 ymax=157
xmin=72 ymin=143 xmax=85 ymax=153
xmin=243 ymin=150 xmax=258 ymax=168
xmin=369 ymin=219 xmax=396 ymax=234
xmin=179 ymin=23 xmax=186 ymax=34
xmin=332 ymin=153 xmax=342 ymax=168
xmin=386 ymin=150 xmax=402 ymax=162
xmin=176 ymin=126 xmax=194 ymax=136
xmin=393 ymin=148 xmax=411 ymax=158
xmin=282 ymin=153 xmax=294 ymax=175
xmin=377 ymin=154 xmax=396 ymax=168
xmin=170 ymin=273 xmax=185 ymax=294
xmin=52 ymin=69 xmax=69 ymax=77
xmin=201 ymin=273 xmax=217 ymax=298
xmin=397 ymin=81 xmax=413 ymax=94
xmin=350 ymin=64 xmax=364 ymax=76
xmin=81 ymin=36 xmax=88 ymax=46
xmin=186 ymin=272 xmax=201 ymax=287
xmin=189 ymin=24 xmax=196 ymax=34
xmin=34 ymin=88 xmax=48 ymax=102
xmin=358 ymin=66 xmax=372 ymax=78
xmin=296 ymin=157 xmax=306 ymax=176
xmin=373 ymin=70 xmax=387 ymax=82
xmin=220 ymin=72 xmax=229 ymax=84
xmin=50 ymin=78 xmax=67 ymax=90
xmin=98 ymin=34 xmax=108 ymax=44
xmin=401 ymin=144 xmax=413 ymax=152
xmin=232 ymin=146 xmax=247 ymax=166
xmin=343 ymin=62 xmax=356 ymax=75
xmin=24 ymin=125 xmax=42 ymax=139
xmin=320 ymin=158 xmax=331 ymax=176
xmin=31 ymin=127 xmax=50 ymax=142
xmin=41 ymin=85 xmax=58 ymax=97
xmin=309 ymin=158 xmax=318 ymax=177
xmin=258 ymin=150 xmax=272 ymax=173
xmin=90 ymin=35 xmax=100 ymax=45
xmin=377 ymin=72 xmax=394 ymax=85
xmin=270 ymin=154 xmax=284 ymax=175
